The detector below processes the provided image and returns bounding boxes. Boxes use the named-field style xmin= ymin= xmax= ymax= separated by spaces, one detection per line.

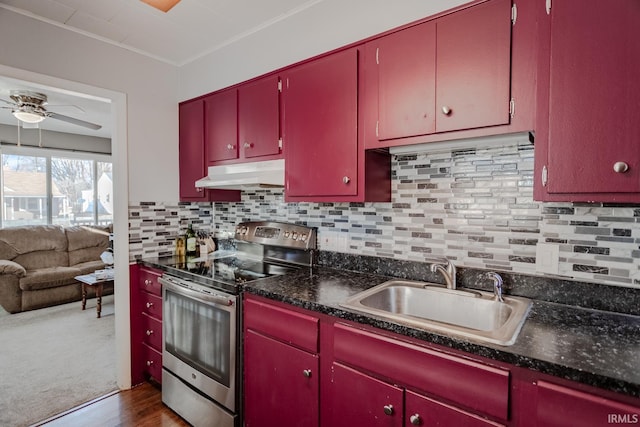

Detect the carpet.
xmin=0 ymin=295 xmax=118 ymax=427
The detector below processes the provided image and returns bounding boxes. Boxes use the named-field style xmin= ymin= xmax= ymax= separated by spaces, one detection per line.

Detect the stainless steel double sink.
xmin=340 ymin=280 xmax=531 ymax=346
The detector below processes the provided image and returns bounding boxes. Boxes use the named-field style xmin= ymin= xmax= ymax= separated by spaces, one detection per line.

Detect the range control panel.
xmin=234 ymin=221 xmax=317 ymax=250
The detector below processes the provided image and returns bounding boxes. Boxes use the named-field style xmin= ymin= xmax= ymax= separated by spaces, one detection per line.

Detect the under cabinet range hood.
xmin=195 ymin=159 xmax=285 ymax=190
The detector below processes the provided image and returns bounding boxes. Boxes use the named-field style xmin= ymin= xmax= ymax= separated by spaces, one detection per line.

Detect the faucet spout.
xmin=430 ymin=259 xmax=456 ymax=290
xmin=487 ymin=272 xmax=504 ymax=302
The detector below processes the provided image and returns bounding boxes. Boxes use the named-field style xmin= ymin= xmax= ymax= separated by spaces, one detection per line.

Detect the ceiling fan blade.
xmin=48 ymin=112 xmax=102 ymax=130
xmin=1 ymin=98 xmax=16 ymax=106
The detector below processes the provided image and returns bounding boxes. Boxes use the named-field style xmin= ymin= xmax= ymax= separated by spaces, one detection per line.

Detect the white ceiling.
xmin=0 ymin=0 xmax=323 ymax=66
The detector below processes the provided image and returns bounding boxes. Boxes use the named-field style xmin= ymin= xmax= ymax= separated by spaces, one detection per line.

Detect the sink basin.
xmin=340 ymin=280 xmax=531 ymax=346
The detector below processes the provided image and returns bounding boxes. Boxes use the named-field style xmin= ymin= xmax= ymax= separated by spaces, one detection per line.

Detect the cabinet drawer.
xmin=140 ymin=292 xmax=162 ymax=320
xmin=244 ymin=297 xmax=319 ymax=353
xmin=141 ymin=342 xmax=162 ymax=383
xmin=407 ymin=390 xmax=505 ymax=427
xmin=139 ymin=267 xmax=162 ymax=296
xmin=334 ymin=323 xmax=509 ymax=421
xmin=536 ymin=381 xmax=640 ymax=427
xmin=141 ymin=312 xmax=162 ymax=352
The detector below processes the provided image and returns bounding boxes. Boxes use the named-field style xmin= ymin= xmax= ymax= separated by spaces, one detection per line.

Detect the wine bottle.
xmin=186 ymin=224 xmax=197 ymax=257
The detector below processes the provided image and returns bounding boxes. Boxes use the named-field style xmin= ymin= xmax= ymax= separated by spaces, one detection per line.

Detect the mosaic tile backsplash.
xmin=129 ymin=134 xmax=640 ymax=289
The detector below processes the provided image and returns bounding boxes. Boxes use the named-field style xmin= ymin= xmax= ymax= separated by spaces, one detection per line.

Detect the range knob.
xmin=299 ymin=234 xmax=307 ymax=241
xmin=292 ymin=232 xmax=298 ymax=240
xmin=284 ymin=231 xmax=291 ymax=238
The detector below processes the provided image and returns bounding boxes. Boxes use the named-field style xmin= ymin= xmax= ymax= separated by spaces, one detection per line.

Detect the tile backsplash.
xmin=128 ymin=201 xmax=214 ymax=261
xmin=211 ymin=134 xmax=640 ymax=289
xmin=128 ymin=134 xmax=640 ymax=289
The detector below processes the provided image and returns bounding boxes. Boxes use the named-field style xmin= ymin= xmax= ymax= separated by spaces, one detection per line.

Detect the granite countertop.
xmin=241 ymin=266 xmax=640 ymax=399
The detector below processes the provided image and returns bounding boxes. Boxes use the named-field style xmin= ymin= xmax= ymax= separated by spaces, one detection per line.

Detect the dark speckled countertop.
xmin=241 ymin=266 xmax=640 ymax=399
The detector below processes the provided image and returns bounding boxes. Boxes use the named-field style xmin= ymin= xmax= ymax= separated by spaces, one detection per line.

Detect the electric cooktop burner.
xmin=160 ymin=221 xmax=317 ymax=294
xmin=168 ymin=254 xmax=299 ymax=286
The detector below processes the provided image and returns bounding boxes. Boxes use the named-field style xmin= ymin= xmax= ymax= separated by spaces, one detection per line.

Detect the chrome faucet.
xmin=487 ymin=272 xmax=504 ymax=302
xmin=430 ymin=258 xmax=456 ymax=290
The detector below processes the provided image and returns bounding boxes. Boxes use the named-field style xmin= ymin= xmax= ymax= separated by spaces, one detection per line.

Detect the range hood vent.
xmin=195 ymin=159 xmax=285 ymax=190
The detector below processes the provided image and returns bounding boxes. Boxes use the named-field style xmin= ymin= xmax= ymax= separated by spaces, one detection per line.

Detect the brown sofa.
xmin=0 ymin=224 xmax=113 ymax=314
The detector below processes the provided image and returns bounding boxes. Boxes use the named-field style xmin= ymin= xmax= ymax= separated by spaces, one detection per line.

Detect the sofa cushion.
xmin=66 ymin=226 xmax=110 ymax=266
xmin=0 ymin=260 xmax=26 ymax=277
xmin=19 ymin=267 xmax=81 ymax=291
xmin=73 ymin=260 xmax=107 ymax=276
xmin=0 ymin=225 xmax=69 ymax=270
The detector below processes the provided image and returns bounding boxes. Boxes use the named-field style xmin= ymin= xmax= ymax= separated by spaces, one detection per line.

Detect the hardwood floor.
xmin=37 ymin=382 xmax=189 ymax=427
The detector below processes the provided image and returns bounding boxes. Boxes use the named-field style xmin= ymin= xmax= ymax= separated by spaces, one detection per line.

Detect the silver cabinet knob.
xmin=383 ymin=405 xmax=394 ymax=416
xmin=146 ymin=302 xmax=153 ymax=308
xmin=144 ymin=279 xmax=152 ymax=285
xmin=441 ymin=106 xmax=452 ymax=115
xmin=302 ymin=369 xmax=312 ymax=378
xmin=226 ymin=144 xmax=235 ymax=150
xmin=243 ymin=142 xmax=253 ymax=149
xmin=613 ymin=162 xmax=629 ymax=173
xmin=342 ymin=176 xmax=351 ymax=184
xmin=146 ymin=360 xmax=153 ymax=367
xmin=146 ymin=330 xmax=154 ymax=336
xmin=410 ymin=414 xmax=422 ymax=425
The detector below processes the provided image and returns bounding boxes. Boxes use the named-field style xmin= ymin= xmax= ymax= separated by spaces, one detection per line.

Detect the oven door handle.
xmin=159 ymin=276 xmax=236 ymax=307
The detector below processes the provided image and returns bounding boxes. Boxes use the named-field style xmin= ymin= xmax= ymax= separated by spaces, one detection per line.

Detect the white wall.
xmin=0 ymin=8 xmax=179 ymax=203
xmin=179 ymin=0 xmax=470 ymax=100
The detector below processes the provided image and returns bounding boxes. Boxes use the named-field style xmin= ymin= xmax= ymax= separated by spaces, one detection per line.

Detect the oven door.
xmin=160 ymin=275 xmax=237 ymax=412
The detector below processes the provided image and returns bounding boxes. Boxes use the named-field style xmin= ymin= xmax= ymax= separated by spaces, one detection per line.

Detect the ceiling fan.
xmin=0 ymin=90 xmax=102 ymax=130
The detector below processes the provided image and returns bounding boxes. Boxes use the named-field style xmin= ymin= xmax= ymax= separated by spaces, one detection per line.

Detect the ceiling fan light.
xmin=140 ymin=0 xmax=181 ymax=12
xmin=13 ymin=110 xmax=45 ymax=124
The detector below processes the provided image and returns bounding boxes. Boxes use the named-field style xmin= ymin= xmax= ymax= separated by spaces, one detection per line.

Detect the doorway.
xmin=0 ymin=64 xmax=130 ymax=420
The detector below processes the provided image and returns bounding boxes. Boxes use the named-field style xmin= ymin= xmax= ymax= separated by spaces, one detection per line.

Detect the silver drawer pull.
xmin=146 ymin=302 xmax=153 ymax=308
xmin=146 ymin=330 xmax=154 ymax=336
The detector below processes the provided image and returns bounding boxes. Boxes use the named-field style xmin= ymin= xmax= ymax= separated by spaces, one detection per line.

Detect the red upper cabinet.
xmin=204 ymin=89 xmax=238 ymax=164
xmin=282 ymin=48 xmax=360 ymax=199
xmin=435 ymin=0 xmax=512 ymax=133
xmin=179 ymin=99 xmax=208 ymax=201
xmin=179 ymin=98 xmax=240 ymax=202
xmin=238 ymin=76 xmax=281 ymax=159
xmin=365 ymin=0 xmax=513 ymax=148
xmin=534 ymin=0 xmax=640 ymax=202
xmin=376 ymin=21 xmax=436 ymax=140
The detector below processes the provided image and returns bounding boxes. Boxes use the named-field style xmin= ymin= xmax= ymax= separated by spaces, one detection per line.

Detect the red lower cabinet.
xmin=406 ymin=390 xmax=504 ymax=427
xmin=535 ymin=381 xmax=640 ymax=427
xmin=244 ymin=295 xmax=320 ymax=427
xmin=325 ymin=362 xmax=403 ymax=427
xmin=130 ymin=264 xmax=163 ymax=385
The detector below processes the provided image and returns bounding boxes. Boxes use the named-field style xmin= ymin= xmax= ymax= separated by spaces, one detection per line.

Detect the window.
xmin=0 ymin=148 xmax=113 ymax=227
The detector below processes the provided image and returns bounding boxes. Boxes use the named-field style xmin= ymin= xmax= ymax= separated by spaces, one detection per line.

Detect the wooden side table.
xmin=75 ymin=273 xmax=114 ymax=318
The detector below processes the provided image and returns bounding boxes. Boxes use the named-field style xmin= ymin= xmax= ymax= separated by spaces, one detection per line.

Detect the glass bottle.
xmin=186 ymin=224 xmax=197 ymax=257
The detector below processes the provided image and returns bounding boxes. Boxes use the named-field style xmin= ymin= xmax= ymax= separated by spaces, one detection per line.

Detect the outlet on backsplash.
xmin=536 ymin=242 xmax=560 ymax=275
xmin=321 ymin=231 xmax=348 ymax=252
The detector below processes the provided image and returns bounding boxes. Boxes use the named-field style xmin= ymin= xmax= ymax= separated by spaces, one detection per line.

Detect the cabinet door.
xmin=238 ymin=76 xmax=281 ymax=159
xmin=535 ymin=381 xmax=640 ymax=427
xmin=205 ymin=89 xmax=238 ymax=163
xmin=376 ymin=21 xmax=436 ymax=140
xmin=178 ymin=100 xmax=208 ymax=201
xmin=283 ymin=48 xmax=359 ymax=197
xmin=244 ymin=329 xmax=319 ymax=427
xmin=544 ymin=0 xmax=640 ymax=195
xmin=325 ymin=362 xmax=403 ymax=427
xmin=406 ymin=390 xmax=505 ymax=427
xmin=435 ymin=0 xmax=512 ymax=132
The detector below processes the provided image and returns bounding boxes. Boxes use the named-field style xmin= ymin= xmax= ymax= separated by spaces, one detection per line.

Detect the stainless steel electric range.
xmin=158 ymin=221 xmax=317 ymax=427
